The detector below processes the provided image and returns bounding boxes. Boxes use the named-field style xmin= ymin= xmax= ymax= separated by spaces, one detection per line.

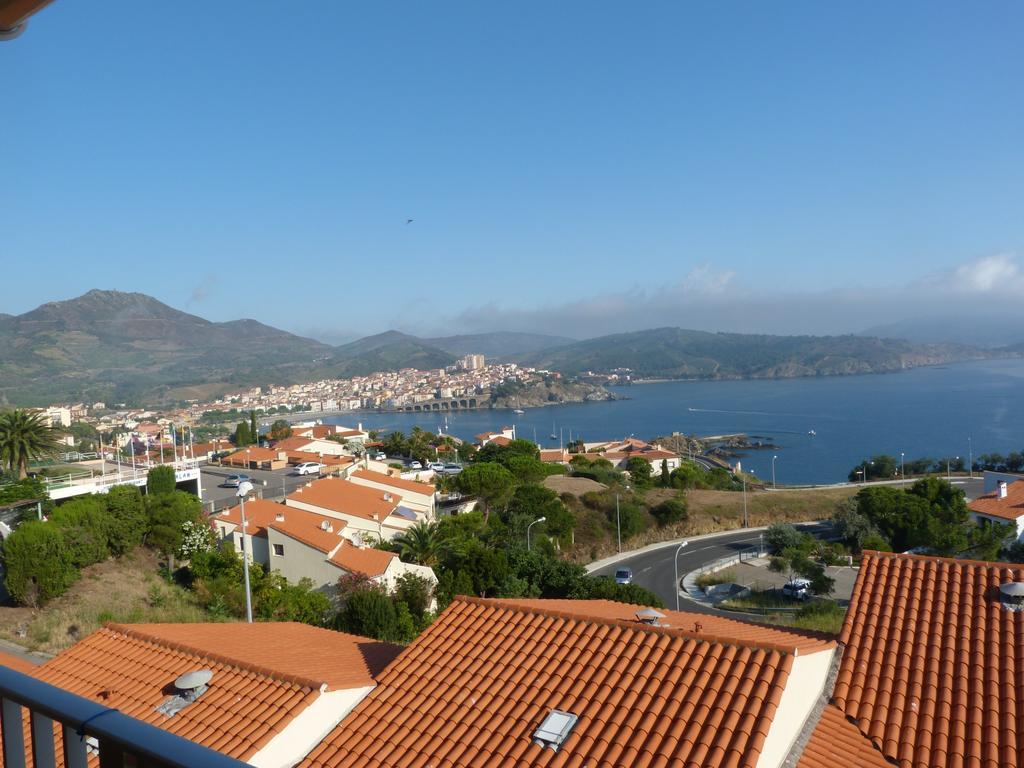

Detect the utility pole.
xmin=771 ymin=455 xmax=778 ymax=489
xmin=237 ymin=482 xmax=255 ymax=623
xmin=742 ymin=474 xmax=748 ymax=527
xmin=615 ymin=494 xmax=621 ymax=552
xmin=968 ymin=437 xmax=973 ymax=478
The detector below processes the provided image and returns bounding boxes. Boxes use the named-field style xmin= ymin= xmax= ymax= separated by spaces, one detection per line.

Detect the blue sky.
xmin=3 ymin=1 xmax=1023 ymax=341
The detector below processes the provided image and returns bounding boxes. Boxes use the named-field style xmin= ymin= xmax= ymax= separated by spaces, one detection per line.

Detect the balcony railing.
xmin=0 ymin=666 xmax=246 ymax=768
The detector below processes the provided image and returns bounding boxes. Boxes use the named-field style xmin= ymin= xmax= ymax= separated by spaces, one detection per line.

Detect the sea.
xmin=323 ymin=358 xmax=1024 ymax=486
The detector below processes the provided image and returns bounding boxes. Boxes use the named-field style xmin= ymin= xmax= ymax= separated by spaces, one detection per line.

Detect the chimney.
xmin=384 ymin=493 xmax=393 ymax=502
xmin=275 ymin=513 xmax=285 ymax=522
xmin=999 ymin=481 xmax=1009 ymax=500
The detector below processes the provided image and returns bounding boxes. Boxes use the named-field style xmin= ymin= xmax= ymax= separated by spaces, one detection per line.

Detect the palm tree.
xmin=392 ymin=521 xmax=442 ymax=567
xmin=0 ymin=409 xmax=62 ymax=479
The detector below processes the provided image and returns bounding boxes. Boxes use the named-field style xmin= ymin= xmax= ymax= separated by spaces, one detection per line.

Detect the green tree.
xmin=147 ymin=464 xmax=177 ymax=496
xmin=832 ymin=498 xmax=876 ymax=553
xmin=394 ymin=571 xmax=434 ymax=621
xmin=146 ymin=491 xmax=204 ymax=566
xmin=503 ymin=455 xmax=547 ymax=484
xmin=269 ymin=420 xmax=293 ymax=441
xmin=455 ymin=463 xmax=515 ymax=521
xmin=2 ymin=520 xmax=77 ymax=606
xmin=504 ymin=485 xmax=575 ymax=546
xmin=0 ymin=409 xmax=62 ymax=479
xmin=104 ymin=485 xmax=147 ymax=555
xmin=250 ymin=411 xmax=258 ymax=445
xmin=49 ymin=496 xmax=113 ymax=567
xmin=660 ymin=460 xmax=671 ymax=487
xmin=234 ymin=421 xmax=252 ymax=447
xmin=337 ymin=586 xmax=400 ymax=641
xmin=765 ymin=523 xmax=805 ymax=554
xmin=392 ymin=521 xmax=443 ymax=566
xmin=625 ymin=457 xmax=653 ymax=489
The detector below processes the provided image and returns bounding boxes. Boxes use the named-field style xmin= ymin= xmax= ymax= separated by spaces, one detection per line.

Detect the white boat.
xmin=808 ymin=429 xmax=817 ymax=436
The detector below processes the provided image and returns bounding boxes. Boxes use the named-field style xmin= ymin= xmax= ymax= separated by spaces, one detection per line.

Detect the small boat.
xmin=514 ymin=409 xmax=524 ymax=414
xmin=808 ymin=429 xmax=817 ymax=436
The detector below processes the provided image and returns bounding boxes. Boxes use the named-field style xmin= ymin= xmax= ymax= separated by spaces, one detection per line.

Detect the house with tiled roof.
xmin=571 ymin=437 xmax=682 ymax=475
xmin=796 ymin=550 xmax=1024 ymax=768
xmin=968 ymin=477 xmax=1024 ymax=540
xmin=348 ymin=469 xmax=437 ymax=518
xmin=214 ymin=499 xmax=435 ymax=597
xmin=286 ymin=477 xmax=418 ymax=541
xmin=221 ymin=446 xmax=289 ymax=471
xmin=0 ymin=621 xmax=401 ymax=768
xmin=474 ymin=426 xmax=515 ymax=446
xmin=301 ymin=596 xmax=839 ymax=768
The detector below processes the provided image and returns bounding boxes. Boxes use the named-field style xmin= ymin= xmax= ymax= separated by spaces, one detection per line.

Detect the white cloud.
xmin=946 ymin=253 xmax=1024 ymax=295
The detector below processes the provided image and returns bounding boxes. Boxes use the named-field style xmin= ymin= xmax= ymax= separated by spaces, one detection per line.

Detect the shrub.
xmin=2 ymin=520 xmax=78 ymax=606
xmin=49 ymin=496 xmax=113 ymax=568
xmin=765 ymin=523 xmax=804 ymax=554
xmin=104 ymin=485 xmax=147 ymax=555
xmin=337 ymin=586 xmax=400 ymax=641
xmin=651 ymin=498 xmax=687 ymax=526
xmin=147 ymin=465 xmax=177 ymax=496
xmin=394 ymin=572 xmax=434 ymax=620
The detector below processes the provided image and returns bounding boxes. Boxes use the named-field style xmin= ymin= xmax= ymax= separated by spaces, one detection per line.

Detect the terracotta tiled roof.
xmin=351 ymin=469 xmax=436 ymax=496
xmin=489 ymin=435 xmax=512 ymax=446
xmin=217 ymin=498 xmax=290 ymax=537
xmin=288 ymin=450 xmax=352 ymax=466
xmin=967 ymin=481 xmax=1024 ymax=521
xmin=272 ymin=436 xmax=317 ymax=452
xmin=496 ymin=599 xmax=837 ymax=655
xmin=834 ymin=551 xmax=1024 ymax=768
xmin=0 ymin=650 xmax=39 ymax=675
xmin=797 ymin=707 xmax=892 ymax=768
xmin=287 ymin=477 xmax=402 ymax=522
xmin=115 ymin=622 xmax=401 ymax=690
xmin=29 ymin=625 xmax=320 ymax=761
xmin=221 ymin=446 xmax=280 ymax=465
xmin=301 ymin=596 xmax=795 ymax=768
xmin=329 ymin=540 xmax=397 ymax=577
xmin=268 ymin=510 xmax=347 ymax=554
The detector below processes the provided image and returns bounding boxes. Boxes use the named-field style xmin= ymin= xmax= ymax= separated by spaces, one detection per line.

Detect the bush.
xmin=765 ymin=524 xmax=804 ymax=554
xmin=651 ymin=498 xmax=687 ymax=526
xmin=146 ymin=491 xmax=203 ymax=558
xmin=104 ymin=485 xmax=147 ymax=555
xmin=147 ymin=465 xmax=177 ymax=496
xmin=2 ymin=520 xmax=78 ymax=606
xmin=337 ymin=586 xmax=401 ymax=641
xmin=572 ymin=576 xmax=664 ymax=608
xmin=394 ymin=571 xmax=434 ymax=620
xmin=49 ymin=496 xmax=113 ymax=568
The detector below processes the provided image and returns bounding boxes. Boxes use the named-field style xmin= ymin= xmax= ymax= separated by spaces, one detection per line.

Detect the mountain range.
xmin=0 ymin=290 xmax=1014 ymax=406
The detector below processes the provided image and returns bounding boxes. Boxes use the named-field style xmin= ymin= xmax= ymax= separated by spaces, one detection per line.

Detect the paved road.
xmin=589 ymin=523 xmax=834 ymax=613
xmin=200 ymin=466 xmax=314 ymax=509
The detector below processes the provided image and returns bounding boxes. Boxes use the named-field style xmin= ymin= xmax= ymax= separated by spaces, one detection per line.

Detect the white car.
xmin=374 ymin=452 xmax=387 ymax=461
xmin=295 ymin=462 xmax=323 ymax=476
xmin=409 ymin=461 xmax=423 ymax=470
xmin=428 ymin=462 xmax=445 ymax=472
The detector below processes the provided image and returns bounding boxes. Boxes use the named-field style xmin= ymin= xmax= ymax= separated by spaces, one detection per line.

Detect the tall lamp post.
xmin=673 ymin=541 xmax=689 ymax=611
xmin=968 ymin=437 xmax=973 ymax=478
xmin=947 ymin=456 xmax=959 ymax=481
xmin=900 ymin=452 xmax=905 ymax=483
xmin=742 ymin=474 xmax=748 ymax=527
xmin=615 ymin=494 xmax=622 ymax=552
xmin=771 ymin=455 xmax=778 ymax=489
xmin=526 ymin=516 xmax=546 ymax=551
xmin=236 ymin=481 xmax=255 ymax=623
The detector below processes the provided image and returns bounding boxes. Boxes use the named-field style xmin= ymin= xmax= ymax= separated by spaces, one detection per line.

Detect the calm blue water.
xmin=325 ymin=358 xmax=1024 ymax=485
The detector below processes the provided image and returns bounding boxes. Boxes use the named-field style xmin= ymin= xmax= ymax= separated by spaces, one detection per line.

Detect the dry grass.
xmin=544 ymin=475 xmax=608 ymax=495
xmin=0 ymin=549 xmax=212 ymax=656
xmin=568 ymin=485 xmax=856 ymax=563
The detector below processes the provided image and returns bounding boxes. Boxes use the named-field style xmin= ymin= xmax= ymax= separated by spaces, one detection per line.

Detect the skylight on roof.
xmin=533 ymin=709 xmax=578 ymax=751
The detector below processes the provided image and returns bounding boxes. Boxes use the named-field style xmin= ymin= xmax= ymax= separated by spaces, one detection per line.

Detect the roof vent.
xmin=635 ymin=607 xmax=666 ymax=626
xmin=533 ymin=710 xmax=578 ymax=751
xmin=999 ymin=481 xmax=1009 ymax=500
xmin=321 ymin=520 xmax=332 ymax=532
xmin=156 ymin=669 xmax=213 ymax=717
xmin=275 ymin=513 xmax=285 ymax=522
xmin=999 ymin=581 xmax=1024 ymax=611
xmin=384 ymin=492 xmax=393 ymax=502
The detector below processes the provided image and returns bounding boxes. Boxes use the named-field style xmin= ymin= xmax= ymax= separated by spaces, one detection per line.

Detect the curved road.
xmin=588 ymin=523 xmax=833 ymax=614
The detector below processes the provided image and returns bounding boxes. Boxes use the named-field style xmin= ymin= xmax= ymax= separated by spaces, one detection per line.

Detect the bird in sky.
xmin=405 ymin=218 xmax=414 ymax=225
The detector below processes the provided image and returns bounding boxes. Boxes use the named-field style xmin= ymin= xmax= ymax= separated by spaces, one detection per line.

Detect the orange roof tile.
xmin=287 ymin=477 xmax=402 ymax=522
xmin=329 ymin=540 xmax=397 ymax=577
xmin=115 ymin=622 xmax=401 ymax=690
xmin=217 ymin=498 xmax=290 ymax=537
xmin=271 ymin=436 xmax=317 ymax=452
xmin=967 ymin=481 xmax=1024 ymax=521
xmin=267 ymin=510 xmax=347 ymax=554
xmin=351 ymin=469 xmax=436 ymax=496
xmin=301 ymin=596 xmax=795 ymax=768
xmin=29 ymin=625 xmax=320 ymax=761
xmin=0 ymin=650 xmax=40 ymax=675
xmin=287 ymin=450 xmax=352 ymax=466
xmin=796 ymin=707 xmax=892 ymax=768
xmin=222 ymin=446 xmax=281 ymax=465
xmin=497 ymin=598 xmax=837 ymax=654
xmin=834 ymin=551 xmax=1024 ymax=768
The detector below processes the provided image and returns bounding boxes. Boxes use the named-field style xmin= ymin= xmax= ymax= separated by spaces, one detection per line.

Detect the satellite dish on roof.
xmin=1000 ymin=582 xmax=1024 ymax=598
xmin=635 ymin=607 xmax=666 ymax=625
xmin=174 ymin=669 xmax=213 ymax=691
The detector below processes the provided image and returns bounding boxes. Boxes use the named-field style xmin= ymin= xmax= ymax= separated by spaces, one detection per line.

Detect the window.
xmin=272 ymin=543 xmax=284 ymax=556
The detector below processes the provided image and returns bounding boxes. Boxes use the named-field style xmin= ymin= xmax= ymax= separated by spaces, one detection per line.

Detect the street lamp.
xmin=673 ymin=540 xmax=689 ymax=611
xmin=615 ymin=494 xmax=622 ymax=552
xmin=771 ymin=455 xmax=778 ymax=489
xmin=947 ymin=456 xmax=959 ymax=481
xmin=236 ymin=481 xmax=255 ymax=623
xmin=742 ymin=474 xmax=748 ymax=527
xmin=526 ymin=516 xmax=546 ymax=551
xmin=968 ymin=437 xmax=973 ymax=479
xmin=900 ymin=452 xmax=905 ymax=483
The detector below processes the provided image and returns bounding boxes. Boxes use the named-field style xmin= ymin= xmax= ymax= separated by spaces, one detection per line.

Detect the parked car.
xmin=294 ymin=462 xmax=323 ymax=476
xmin=441 ymin=463 xmax=463 ymax=475
xmin=614 ymin=568 xmax=633 ymax=585
xmin=782 ymin=578 xmax=812 ymax=601
xmin=427 ymin=462 xmax=445 ymax=472
xmin=222 ymin=474 xmax=251 ymax=488
xmin=373 ymin=452 xmax=387 ymax=461
xmin=409 ymin=461 xmax=423 ymax=470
